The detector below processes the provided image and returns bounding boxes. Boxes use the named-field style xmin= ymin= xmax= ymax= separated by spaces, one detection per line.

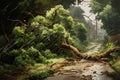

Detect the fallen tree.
xmin=62 ymin=40 xmax=120 ymax=60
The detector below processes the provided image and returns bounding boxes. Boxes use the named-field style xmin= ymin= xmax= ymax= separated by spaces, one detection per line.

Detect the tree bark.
xmin=61 ymin=41 xmax=93 ymax=59
xmin=61 ymin=40 xmax=120 ymax=60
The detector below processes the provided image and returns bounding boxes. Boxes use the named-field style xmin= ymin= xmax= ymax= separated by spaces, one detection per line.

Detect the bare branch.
xmin=8 ymin=19 xmax=27 ymax=26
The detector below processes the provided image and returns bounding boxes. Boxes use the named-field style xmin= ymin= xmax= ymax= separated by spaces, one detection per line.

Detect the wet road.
xmin=45 ymin=60 xmax=114 ymax=80
xmin=45 ymin=42 xmax=115 ymax=80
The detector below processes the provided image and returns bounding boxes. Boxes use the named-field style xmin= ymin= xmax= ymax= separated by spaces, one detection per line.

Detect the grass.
xmin=29 ymin=57 xmax=65 ymax=73
xmin=46 ymin=57 xmax=65 ymax=64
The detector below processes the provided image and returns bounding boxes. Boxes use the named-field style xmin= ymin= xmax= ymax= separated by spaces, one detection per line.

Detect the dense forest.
xmin=0 ymin=0 xmax=120 ymax=80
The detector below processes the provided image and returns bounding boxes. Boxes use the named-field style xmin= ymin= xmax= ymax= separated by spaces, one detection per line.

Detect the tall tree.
xmin=90 ymin=0 xmax=120 ymax=36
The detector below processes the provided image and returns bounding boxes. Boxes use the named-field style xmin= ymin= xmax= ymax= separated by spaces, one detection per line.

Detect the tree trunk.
xmin=61 ymin=40 xmax=120 ymax=60
xmin=61 ymin=41 xmax=93 ymax=59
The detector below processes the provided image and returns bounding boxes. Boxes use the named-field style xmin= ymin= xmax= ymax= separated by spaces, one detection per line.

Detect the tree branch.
xmin=8 ymin=19 xmax=27 ymax=26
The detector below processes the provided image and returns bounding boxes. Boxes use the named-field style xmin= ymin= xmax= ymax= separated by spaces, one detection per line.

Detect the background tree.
xmin=74 ymin=23 xmax=87 ymax=42
xmin=90 ymin=0 xmax=120 ymax=44
xmin=90 ymin=0 xmax=120 ymax=36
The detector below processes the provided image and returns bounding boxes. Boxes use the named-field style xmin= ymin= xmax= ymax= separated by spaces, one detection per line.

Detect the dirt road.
xmin=45 ymin=42 xmax=115 ymax=80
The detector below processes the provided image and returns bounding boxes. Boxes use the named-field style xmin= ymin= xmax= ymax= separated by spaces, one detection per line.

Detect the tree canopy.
xmin=0 ymin=5 xmax=87 ymax=66
xmin=0 ymin=0 xmax=75 ymax=42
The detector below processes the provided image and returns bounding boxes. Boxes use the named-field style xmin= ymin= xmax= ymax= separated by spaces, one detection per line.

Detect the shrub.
xmin=99 ymin=42 xmax=116 ymax=52
xmin=14 ymin=53 xmax=35 ymax=70
xmin=42 ymin=49 xmax=57 ymax=59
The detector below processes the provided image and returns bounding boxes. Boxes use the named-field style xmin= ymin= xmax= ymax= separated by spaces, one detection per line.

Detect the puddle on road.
xmin=82 ymin=63 xmax=113 ymax=80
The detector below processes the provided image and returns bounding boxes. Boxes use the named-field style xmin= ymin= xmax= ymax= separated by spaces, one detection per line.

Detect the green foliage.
xmin=12 ymin=26 xmax=26 ymax=37
xmin=42 ymin=49 xmax=56 ymax=59
xmin=90 ymin=0 xmax=103 ymax=14
xmin=99 ymin=43 xmax=116 ymax=52
xmin=99 ymin=4 xmax=120 ymax=35
xmin=74 ymin=22 xmax=87 ymax=42
xmin=14 ymin=54 xmax=35 ymax=70
xmin=45 ymin=5 xmax=74 ymax=30
xmin=90 ymin=0 xmax=111 ymax=13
